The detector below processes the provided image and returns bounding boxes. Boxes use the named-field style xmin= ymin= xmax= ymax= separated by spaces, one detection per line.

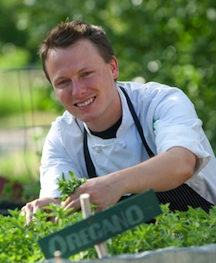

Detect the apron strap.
xmin=119 ymin=86 xmax=154 ymax=158
xmin=83 ymin=128 xmax=97 ymax=178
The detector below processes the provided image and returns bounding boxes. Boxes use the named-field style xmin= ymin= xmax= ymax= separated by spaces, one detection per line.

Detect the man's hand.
xmin=63 ymin=147 xmax=196 ymax=214
xmin=62 ymin=174 xmax=124 ymax=213
xmin=20 ymin=197 xmax=60 ymax=225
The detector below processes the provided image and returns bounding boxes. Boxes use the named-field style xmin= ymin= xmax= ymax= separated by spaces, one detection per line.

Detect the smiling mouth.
xmin=76 ymin=97 xmax=95 ymax=108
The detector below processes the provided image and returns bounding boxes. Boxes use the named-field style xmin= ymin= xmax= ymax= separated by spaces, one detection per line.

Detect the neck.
xmin=86 ymin=91 xmax=122 ymax=132
xmin=86 ymin=110 xmax=122 ymax=132
xmin=90 ymin=116 xmax=122 ymax=139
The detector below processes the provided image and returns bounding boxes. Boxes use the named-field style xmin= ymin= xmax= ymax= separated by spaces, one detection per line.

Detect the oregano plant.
xmin=1 ymin=171 xmax=216 ymax=262
xmin=57 ymin=171 xmax=86 ymax=201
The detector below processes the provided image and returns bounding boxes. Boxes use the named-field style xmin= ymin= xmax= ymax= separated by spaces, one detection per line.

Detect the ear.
xmin=110 ymin=56 xmax=119 ymax=79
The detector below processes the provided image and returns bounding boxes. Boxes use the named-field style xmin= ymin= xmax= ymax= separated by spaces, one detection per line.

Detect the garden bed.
xmin=1 ymin=203 xmax=216 ymax=263
xmin=1 ymin=174 xmax=216 ymax=262
xmin=38 ymin=244 xmax=216 ymax=263
xmin=0 ymin=201 xmax=24 ymax=216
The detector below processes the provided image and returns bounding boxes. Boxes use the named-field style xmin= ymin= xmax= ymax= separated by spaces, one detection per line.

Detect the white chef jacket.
xmin=39 ymin=81 xmax=216 ymax=205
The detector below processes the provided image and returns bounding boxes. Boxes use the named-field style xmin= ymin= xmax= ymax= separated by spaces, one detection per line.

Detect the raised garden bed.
xmin=38 ymin=244 xmax=216 ymax=263
xmin=0 ymin=201 xmax=24 ymax=216
xmin=0 ymin=203 xmax=216 ymax=262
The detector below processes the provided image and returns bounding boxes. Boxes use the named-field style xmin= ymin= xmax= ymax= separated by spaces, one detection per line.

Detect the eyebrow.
xmin=78 ymin=66 xmax=94 ymax=73
xmin=53 ymin=65 xmax=96 ymax=84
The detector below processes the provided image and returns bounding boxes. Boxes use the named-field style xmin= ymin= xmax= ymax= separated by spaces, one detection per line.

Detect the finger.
xmin=62 ymin=181 xmax=94 ymax=212
xmin=62 ymin=195 xmax=73 ymax=207
xmin=20 ymin=206 xmax=26 ymax=216
xmin=63 ymin=197 xmax=81 ymax=213
xmin=63 ymin=187 xmax=82 ymax=207
xmin=32 ymin=203 xmax=40 ymax=215
xmin=24 ymin=204 xmax=34 ymax=226
xmin=20 ymin=205 xmax=33 ymax=226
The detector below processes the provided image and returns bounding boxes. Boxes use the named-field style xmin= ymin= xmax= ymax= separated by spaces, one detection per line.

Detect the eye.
xmin=81 ymin=71 xmax=93 ymax=78
xmin=55 ymin=79 xmax=71 ymax=89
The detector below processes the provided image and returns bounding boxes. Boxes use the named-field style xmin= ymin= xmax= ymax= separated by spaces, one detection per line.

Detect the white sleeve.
xmin=39 ymin=122 xmax=81 ymax=198
xmin=153 ymin=88 xmax=211 ymax=174
xmin=154 ymin=120 xmax=210 ymax=174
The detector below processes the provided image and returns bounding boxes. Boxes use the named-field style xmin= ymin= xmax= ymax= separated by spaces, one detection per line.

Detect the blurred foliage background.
xmin=0 ymin=0 xmax=216 ymax=195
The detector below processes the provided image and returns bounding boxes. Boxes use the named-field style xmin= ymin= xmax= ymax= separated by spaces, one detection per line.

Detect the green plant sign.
xmin=38 ymin=189 xmax=162 ymax=259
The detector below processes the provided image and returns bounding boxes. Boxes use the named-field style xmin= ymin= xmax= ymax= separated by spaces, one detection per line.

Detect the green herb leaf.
xmin=57 ymin=171 xmax=86 ymax=201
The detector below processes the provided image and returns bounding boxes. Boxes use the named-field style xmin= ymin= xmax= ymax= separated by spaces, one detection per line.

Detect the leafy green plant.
xmin=1 ymin=200 xmax=216 ymax=262
xmin=1 ymin=169 xmax=216 ymax=262
xmin=0 ymin=206 xmax=83 ymax=263
xmin=107 ymin=205 xmax=216 ymax=256
xmin=57 ymin=171 xmax=86 ymax=201
xmin=1 ymin=204 xmax=216 ymax=262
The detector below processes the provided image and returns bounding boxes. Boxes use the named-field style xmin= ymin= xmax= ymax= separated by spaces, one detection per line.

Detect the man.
xmin=21 ymin=20 xmax=216 ymax=225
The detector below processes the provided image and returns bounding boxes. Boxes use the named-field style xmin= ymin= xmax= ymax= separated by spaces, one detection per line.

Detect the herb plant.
xmin=1 ymin=204 xmax=216 ymax=262
xmin=57 ymin=171 xmax=86 ymax=201
xmin=1 ymin=173 xmax=216 ymax=263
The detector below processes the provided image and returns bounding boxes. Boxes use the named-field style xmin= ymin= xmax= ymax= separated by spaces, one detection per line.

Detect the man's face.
xmin=46 ymin=39 xmax=120 ymax=131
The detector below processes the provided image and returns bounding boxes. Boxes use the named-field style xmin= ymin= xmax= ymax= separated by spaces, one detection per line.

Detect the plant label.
xmin=38 ymin=189 xmax=162 ymax=259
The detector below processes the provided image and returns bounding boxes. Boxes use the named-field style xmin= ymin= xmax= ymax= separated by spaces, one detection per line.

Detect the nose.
xmin=71 ymin=79 xmax=87 ymax=97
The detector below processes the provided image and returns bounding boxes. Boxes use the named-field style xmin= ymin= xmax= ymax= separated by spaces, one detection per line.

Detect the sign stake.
xmin=54 ymin=250 xmax=62 ymax=263
xmin=80 ymin=193 xmax=108 ymax=258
